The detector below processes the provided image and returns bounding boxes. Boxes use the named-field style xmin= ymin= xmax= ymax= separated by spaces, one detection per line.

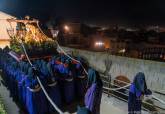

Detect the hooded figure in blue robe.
xmin=63 ymin=59 xmax=75 ymax=104
xmin=55 ymin=58 xmax=75 ymax=104
xmin=21 ymin=62 xmax=30 ymax=106
xmin=10 ymin=62 xmax=19 ymax=100
xmin=39 ymin=60 xmax=49 ymax=85
xmin=46 ymin=62 xmax=62 ymax=113
xmin=32 ymin=60 xmax=39 ymax=72
xmin=17 ymin=62 xmax=24 ymax=104
xmin=84 ymin=68 xmax=103 ymax=114
xmin=72 ymin=57 xmax=87 ymax=98
xmin=128 ymin=72 xmax=152 ymax=114
xmin=25 ymin=67 xmax=48 ymax=114
xmin=17 ymin=62 xmax=28 ymax=107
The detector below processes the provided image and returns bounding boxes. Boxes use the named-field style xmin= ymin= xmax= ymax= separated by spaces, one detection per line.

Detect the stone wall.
xmin=59 ymin=47 xmax=165 ymax=101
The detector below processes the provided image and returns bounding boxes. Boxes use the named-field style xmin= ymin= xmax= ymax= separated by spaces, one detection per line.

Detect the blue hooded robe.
xmin=54 ymin=58 xmax=75 ymax=104
xmin=84 ymin=68 xmax=103 ymax=114
xmin=72 ymin=57 xmax=87 ymax=98
xmin=17 ymin=62 xmax=28 ymax=107
xmin=128 ymin=72 xmax=151 ymax=114
xmin=46 ymin=62 xmax=62 ymax=113
xmin=25 ymin=67 xmax=48 ymax=114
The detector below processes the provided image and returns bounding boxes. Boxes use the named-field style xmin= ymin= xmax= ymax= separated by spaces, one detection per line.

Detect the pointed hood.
xmin=28 ymin=67 xmax=34 ymax=78
xmin=87 ymin=68 xmax=97 ymax=86
xmin=133 ymin=72 xmax=147 ymax=93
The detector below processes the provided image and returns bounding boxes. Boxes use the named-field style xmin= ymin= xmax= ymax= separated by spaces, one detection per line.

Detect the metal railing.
xmin=100 ymin=73 xmax=165 ymax=112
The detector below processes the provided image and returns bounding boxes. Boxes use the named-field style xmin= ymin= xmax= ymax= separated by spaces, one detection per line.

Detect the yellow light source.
xmin=119 ymin=49 xmax=126 ymax=53
xmin=64 ymin=25 xmax=69 ymax=31
xmin=95 ymin=41 xmax=104 ymax=47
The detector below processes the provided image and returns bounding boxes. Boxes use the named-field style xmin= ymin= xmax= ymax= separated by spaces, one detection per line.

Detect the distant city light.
xmin=119 ymin=49 xmax=126 ymax=53
xmin=64 ymin=25 xmax=70 ymax=31
xmin=95 ymin=41 xmax=104 ymax=47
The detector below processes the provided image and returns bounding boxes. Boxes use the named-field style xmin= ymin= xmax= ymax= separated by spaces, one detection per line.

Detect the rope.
xmin=37 ymin=77 xmax=64 ymax=114
xmin=10 ymin=20 xmax=165 ymax=107
xmin=103 ymin=84 xmax=131 ymax=91
xmin=102 ymin=74 xmax=165 ymax=104
xmin=37 ymin=22 xmax=88 ymax=92
xmin=19 ymin=40 xmax=64 ymax=114
xmin=37 ymin=22 xmax=134 ymax=92
xmin=103 ymin=83 xmax=165 ymax=110
xmin=152 ymin=95 xmax=165 ymax=105
xmin=36 ymin=22 xmax=88 ymax=75
xmin=110 ymin=82 xmax=129 ymax=91
xmin=103 ymin=87 xmax=129 ymax=96
xmin=103 ymin=77 xmax=165 ymax=105
xmin=103 ymin=91 xmax=150 ymax=112
xmin=39 ymin=21 xmax=165 ymax=100
xmin=102 ymin=79 xmax=130 ymax=91
xmin=4 ymin=18 xmax=165 ymax=112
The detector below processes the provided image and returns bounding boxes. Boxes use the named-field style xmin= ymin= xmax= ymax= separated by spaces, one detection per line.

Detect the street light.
xmin=64 ymin=25 xmax=70 ymax=31
xmin=119 ymin=49 xmax=126 ymax=53
xmin=119 ymin=48 xmax=126 ymax=56
xmin=95 ymin=41 xmax=104 ymax=47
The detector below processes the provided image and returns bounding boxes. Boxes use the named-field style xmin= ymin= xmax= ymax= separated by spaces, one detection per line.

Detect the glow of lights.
xmin=20 ymin=33 xmax=23 ymax=38
xmin=64 ymin=25 xmax=69 ymax=31
xmin=119 ymin=49 xmax=126 ymax=53
xmin=95 ymin=41 xmax=104 ymax=47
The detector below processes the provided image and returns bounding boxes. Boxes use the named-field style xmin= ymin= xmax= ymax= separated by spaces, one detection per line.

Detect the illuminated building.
xmin=0 ymin=11 xmax=17 ymax=48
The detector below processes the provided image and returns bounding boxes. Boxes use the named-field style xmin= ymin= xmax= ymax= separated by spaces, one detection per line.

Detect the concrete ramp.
xmin=100 ymin=93 xmax=149 ymax=114
xmin=101 ymin=93 xmax=127 ymax=114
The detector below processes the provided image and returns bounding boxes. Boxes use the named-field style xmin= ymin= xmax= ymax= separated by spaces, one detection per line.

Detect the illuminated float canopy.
xmin=0 ymin=12 xmax=57 ymax=56
xmin=9 ymin=18 xmax=57 ymax=56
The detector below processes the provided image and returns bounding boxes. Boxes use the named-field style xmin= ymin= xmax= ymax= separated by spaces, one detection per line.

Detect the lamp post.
xmin=64 ymin=25 xmax=70 ymax=34
xmin=64 ymin=25 xmax=69 ymax=31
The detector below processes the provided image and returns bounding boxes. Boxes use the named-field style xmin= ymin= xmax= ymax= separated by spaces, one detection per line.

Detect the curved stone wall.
xmin=59 ymin=47 xmax=165 ymax=101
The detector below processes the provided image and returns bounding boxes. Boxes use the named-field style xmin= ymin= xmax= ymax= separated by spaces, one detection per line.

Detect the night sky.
xmin=0 ymin=0 xmax=165 ymax=25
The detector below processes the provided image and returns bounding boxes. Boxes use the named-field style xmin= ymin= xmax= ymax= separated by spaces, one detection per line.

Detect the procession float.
xmin=0 ymin=16 xmax=164 ymax=114
xmin=0 ymin=17 xmax=89 ymax=114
